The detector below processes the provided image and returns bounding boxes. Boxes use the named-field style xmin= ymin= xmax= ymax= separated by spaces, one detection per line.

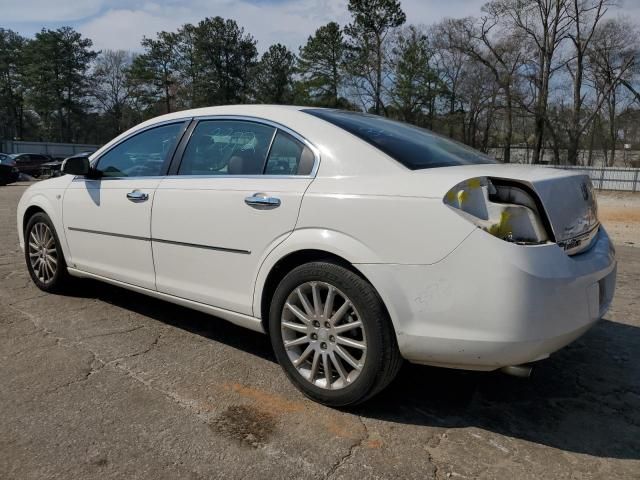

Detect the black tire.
xmin=269 ymin=261 xmax=403 ymax=407
xmin=24 ymin=212 xmax=72 ymax=292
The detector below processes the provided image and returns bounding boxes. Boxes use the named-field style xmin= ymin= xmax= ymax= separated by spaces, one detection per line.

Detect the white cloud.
xmin=7 ymin=0 xmax=640 ymax=54
xmin=0 ymin=0 xmax=105 ymax=22
xmin=79 ymin=0 xmax=351 ymax=53
xmin=80 ymin=9 xmax=181 ymax=51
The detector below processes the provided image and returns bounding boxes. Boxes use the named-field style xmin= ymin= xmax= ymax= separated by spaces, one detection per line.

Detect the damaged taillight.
xmin=444 ymin=177 xmax=550 ymax=245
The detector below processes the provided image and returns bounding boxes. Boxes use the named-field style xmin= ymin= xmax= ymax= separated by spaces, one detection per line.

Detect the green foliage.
xmin=346 ymin=0 xmax=406 ymax=36
xmin=22 ymin=27 xmax=97 ymax=142
xmin=191 ymin=17 xmax=258 ymax=106
xmin=344 ymin=0 xmax=406 ymax=114
xmin=389 ymin=26 xmax=441 ymax=124
xmin=255 ymin=44 xmax=296 ymax=104
xmin=0 ymin=29 xmax=27 ymax=140
xmin=298 ymin=22 xmax=346 ymax=107
xmin=129 ymin=31 xmax=179 ymax=114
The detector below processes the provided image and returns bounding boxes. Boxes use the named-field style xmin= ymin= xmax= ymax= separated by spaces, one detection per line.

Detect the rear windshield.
xmin=304 ymin=109 xmax=497 ymax=170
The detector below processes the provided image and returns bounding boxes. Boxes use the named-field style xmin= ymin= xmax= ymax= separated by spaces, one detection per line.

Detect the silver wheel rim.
xmin=28 ymin=222 xmax=58 ymax=284
xmin=281 ymin=281 xmax=367 ymax=390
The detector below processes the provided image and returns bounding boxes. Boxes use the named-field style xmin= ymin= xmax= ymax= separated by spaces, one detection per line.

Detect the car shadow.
xmin=70 ymin=279 xmax=275 ymax=362
xmin=64 ymin=279 xmax=639 ymax=460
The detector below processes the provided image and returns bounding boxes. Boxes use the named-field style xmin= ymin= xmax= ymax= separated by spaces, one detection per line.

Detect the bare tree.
xmin=431 ymin=21 xmax=468 ymax=138
xmin=489 ymin=0 xmax=572 ymax=163
xmin=560 ymin=0 xmax=611 ymax=164
xmin=93 ymin=50 xmax=133 ymax=136
xmin=440 ymin=15 xmax=523 ymax=162
xmin=587 ymin=18 xmax=639 ymax=165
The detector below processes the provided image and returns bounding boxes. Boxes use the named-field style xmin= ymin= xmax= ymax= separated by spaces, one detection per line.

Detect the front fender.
xmin=17 ymin=188 xmax=71 ymax=264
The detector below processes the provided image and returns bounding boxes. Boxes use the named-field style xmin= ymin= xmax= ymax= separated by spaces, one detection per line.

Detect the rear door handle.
xmin=126 ymin=190 xmax=149 ymax=202
xmin=244 ymin=193 xmax=281 ymax=209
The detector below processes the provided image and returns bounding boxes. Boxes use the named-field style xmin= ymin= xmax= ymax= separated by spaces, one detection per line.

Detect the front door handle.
xmin=244 ymin=193 xmax=281 ymax=209
xmin=126 ymin=190 xmax=149 ymax=202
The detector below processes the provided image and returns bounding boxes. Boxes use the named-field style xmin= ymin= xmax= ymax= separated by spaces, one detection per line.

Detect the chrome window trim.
xmin=163 ymin=174 xmax=316 ymax=180
xmin=86 ymin=114 xmax=321 ymax=180
xmin=175 ymin=115 xmax=321 ymax=178
xmin=89 ymin=117 xmax=193 ymax=171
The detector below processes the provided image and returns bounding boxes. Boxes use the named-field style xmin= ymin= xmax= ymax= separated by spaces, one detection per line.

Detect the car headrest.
xmin=228 ymin=155 xmax=244 ymax=175
xmin=228 ymin=149 xmax=264 ymax=175
xmin=298 ymin=146 xmax=315 ymax=175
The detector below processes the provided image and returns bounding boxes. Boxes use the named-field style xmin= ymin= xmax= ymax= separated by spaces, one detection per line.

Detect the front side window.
xmin=264 ymin=131 xmax=315 ymax=175
xmin=179 ymin=120 xmax=275 ymax=176
xmin=304 ymin=109 xmax=497 ymax=170
xmin=96 ymin=122 xmax=185 ymax=177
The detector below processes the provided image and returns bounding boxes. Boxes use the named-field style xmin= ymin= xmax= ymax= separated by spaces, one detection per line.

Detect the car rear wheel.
xmin=24 ymin=212 xmax=71 ymax=292
xmin=269 ymin=261 xmax=402 ymax=406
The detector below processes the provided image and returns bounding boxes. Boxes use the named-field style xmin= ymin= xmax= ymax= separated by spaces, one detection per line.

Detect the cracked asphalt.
xmin=1 ymin=183 xmax=639 ymax=479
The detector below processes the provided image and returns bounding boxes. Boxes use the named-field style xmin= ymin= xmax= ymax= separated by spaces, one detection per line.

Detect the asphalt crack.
xmin=323 ymin=415 xmax=369 ymax=480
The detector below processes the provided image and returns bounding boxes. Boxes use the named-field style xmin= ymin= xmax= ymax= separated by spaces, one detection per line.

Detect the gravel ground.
xmin=1 ymin=183 xmax=639 ymax=479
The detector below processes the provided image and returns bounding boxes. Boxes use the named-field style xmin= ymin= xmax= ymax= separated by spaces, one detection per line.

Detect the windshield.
xmin=304 ymin=109 xmax=498 ymax=170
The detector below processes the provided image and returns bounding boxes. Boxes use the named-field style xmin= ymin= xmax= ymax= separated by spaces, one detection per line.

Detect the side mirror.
xmin=61 ymin=155 xmax=91 ymax=176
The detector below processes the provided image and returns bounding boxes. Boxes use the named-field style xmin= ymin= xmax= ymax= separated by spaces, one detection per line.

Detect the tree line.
xmin=1 ymin=0 xmax=639 ymax=166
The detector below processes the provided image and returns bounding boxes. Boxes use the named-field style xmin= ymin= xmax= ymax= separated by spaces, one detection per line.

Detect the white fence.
xmin=546 ymin=165 xmax=640 ymax=192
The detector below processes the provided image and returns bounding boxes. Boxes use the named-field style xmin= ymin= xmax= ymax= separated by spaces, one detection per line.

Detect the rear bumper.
xmin=357 ymin=227 xmax=617 ymax=370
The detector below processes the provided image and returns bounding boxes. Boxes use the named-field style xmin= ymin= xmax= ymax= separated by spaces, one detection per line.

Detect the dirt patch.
xmin=596 ymin=191 xmax=640 ymax=247
xmin=209 ymin=405 xmax=276 ymax=448
xmin=223 ymin=382 xmax=305 ymax=414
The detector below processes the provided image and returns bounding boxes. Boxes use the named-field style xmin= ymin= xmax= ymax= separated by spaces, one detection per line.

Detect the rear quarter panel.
xmin=295 ymin=176 xmax=476 ymax=265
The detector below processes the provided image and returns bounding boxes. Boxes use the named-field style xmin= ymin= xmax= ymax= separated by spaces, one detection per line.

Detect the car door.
xmin=151 ymin=118 xmax=317 ymax=315
xmin=63 ymin=121 xmax=188 ymax=289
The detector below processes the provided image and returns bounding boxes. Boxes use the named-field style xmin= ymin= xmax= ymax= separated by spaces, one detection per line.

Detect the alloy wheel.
xmin=28 ymin=222 xmax=58 ymax=284
xmin=280 ymin=281 xmax=367 ymax=390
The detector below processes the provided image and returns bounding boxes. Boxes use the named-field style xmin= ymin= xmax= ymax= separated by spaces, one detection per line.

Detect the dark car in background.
xmin=0 ymin=154 xmax=20 ymax=186
xmin=40 ymin=151 xmax=96 ymax=177
xmin=8 ymin=153 xmax=53 ymax=178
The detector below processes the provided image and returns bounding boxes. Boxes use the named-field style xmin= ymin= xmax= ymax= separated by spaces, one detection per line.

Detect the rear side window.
xmin=304 ymin=109 xmax=497 ymax=170
xmin=265 ymin=131 xmax=315 ymax=176
xmin=178 ymin=120 xmax=275 ymax=175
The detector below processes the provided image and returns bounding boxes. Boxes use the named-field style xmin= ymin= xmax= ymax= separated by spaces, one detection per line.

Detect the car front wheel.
xmin=269 ymin=261 xmax=402 ymax=406
xmin=24 ymin=212 xmax=71 ymax=292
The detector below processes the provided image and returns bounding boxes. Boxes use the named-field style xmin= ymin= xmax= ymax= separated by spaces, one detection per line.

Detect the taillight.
xmin=444 ymin=177 xmax=549 ymax=245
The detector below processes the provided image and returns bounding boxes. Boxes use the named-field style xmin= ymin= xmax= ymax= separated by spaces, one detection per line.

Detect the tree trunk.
xmin=587 ymin=120 xmax=596 ymax=166
xmin=448 ymin=90 xmax=456 ymax=138
xmin=375 ymin=34 xmax=382 ymax=115
xmin=608 ymin=91 xmax=616 ymax=166
xmin=532 ymin=116 xmax=545 ymax=164
xmin=503 ymin=88 xmax=513 ymax=164
xmin=481 ymin=91 xmax=496 ymax=154
xmin=567 ymin=134 xmax=579 ymax=166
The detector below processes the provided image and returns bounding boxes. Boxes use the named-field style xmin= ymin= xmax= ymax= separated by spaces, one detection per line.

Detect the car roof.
xmin=136 ymin=104 xmax=310 ymax=126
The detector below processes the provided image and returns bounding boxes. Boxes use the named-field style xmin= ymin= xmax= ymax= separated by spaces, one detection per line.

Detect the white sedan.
xmin=17 ymin=105 xmax=616 ymax=406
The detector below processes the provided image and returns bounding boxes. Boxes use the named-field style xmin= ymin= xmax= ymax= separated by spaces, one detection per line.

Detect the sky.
xmin=1 ymin=0 xmax=640 ymax=54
